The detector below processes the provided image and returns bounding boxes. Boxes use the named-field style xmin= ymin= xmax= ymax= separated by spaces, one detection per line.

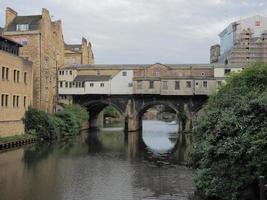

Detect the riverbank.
xmin=0 ymin=134 xmax=37 ymax=151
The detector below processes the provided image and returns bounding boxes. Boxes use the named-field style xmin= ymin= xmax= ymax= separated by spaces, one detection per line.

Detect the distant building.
xmin=64 ymin=37 xmax=94 ymax=65
xmin=211 ymin=15 xmax=267 ymax=64
xmin=3 ymin=7 xmax=64 ymax=113
xmin=0 ymin=35 xmax=33 ymax=137
xmin=0 ymin=27 xmax=3 ymax=35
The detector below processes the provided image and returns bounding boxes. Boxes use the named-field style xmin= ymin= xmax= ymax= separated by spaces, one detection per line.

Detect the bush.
xmin=24 ymin=107 xmax=56 ymax=139
xmin=192 ymin=63 xmax=267 ymax=200
xmin=24 ymin=104 xmax=89 ymax=139
xmin=63 ymin=104 xmax=89 ymax=127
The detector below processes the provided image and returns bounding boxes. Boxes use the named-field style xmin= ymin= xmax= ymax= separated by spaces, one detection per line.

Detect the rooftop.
xmin=6 ymin=15 xmax=42 ymax=31
xmin=63 ymin=63 xmax=244 ymax=70
xmin=74 ymin=75 xmax=111 ymax=82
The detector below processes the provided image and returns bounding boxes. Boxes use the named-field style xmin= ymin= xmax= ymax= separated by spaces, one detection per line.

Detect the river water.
xmin=0 ymin=120 xmax=195 ymax=200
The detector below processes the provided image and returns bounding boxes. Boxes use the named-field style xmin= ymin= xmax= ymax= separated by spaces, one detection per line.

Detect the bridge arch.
xmin=135 ymin=101 xmax=180 ymax=132
xmin=83 ymin=100 xmax=125 ymax=129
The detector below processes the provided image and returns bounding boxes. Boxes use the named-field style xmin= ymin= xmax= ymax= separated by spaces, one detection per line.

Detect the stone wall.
xmin=3 ymin=8 xmax=65 ymax=113
xmin=0 ymin=50 xmax=33 ymax=137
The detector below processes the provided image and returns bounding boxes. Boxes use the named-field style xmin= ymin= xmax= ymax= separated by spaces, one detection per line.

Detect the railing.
xmin=259 ymin=176 xmax=267 ymax=200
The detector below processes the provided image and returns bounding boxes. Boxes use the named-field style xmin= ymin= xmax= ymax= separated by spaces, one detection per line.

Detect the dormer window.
xmin=16 ymin=24 xmax=29 ymax=31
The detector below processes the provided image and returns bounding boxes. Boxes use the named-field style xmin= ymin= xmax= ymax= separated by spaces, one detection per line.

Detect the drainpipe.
xmin=39 ymin=33 xmax=42 ymax=109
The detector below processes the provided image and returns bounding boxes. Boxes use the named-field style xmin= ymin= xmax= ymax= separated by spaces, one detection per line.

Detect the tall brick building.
xmin=3 ymin=7 xmax=64 ymax=113
xmin=64 ymin=37 xmax=94 ymax=65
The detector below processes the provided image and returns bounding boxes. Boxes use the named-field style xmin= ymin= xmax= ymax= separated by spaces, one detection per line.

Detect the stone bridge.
xmin=73 ymin=94 xmax=208 ymax=133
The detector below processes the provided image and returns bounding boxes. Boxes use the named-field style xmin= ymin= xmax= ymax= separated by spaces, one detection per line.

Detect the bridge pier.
xmin=184 ymin=104 xmax=193 ymax=132
xmin=89 ymin=113 xmax=98 ymax=130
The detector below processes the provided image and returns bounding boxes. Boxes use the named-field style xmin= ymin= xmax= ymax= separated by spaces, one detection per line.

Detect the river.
xmin=0 ymin=120 xmax=195 ymax=200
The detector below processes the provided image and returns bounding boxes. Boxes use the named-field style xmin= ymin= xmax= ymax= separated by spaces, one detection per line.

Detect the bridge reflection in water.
xmin=0 ymin=120 xmax=195 ymax=200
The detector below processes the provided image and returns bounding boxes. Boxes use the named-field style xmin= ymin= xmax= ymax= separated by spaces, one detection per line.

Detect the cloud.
xmin=0 ymin=0 xmax=267 ymax=64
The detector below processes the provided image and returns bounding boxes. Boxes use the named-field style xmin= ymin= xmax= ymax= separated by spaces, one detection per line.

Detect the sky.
xmin=0 ymin=0 xmax=267 ymax=64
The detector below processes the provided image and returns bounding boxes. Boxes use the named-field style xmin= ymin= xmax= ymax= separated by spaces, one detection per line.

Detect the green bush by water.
xmin=24 ymin=104 xmax=89 ymax=139
xmin=192 ymin=63 xmax=267 ymax=200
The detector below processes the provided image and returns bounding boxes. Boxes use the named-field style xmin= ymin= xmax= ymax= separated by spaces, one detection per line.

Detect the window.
xmin=66 ymin=71 xmax=68 ymax=75
xmin=2 ymin=67 xmax=5 ymax=80
xmin=62 ymin=71 xmax=64 ymax=75
xmin=203 ymin=81 xmax=208 ymax=88
xmin=65 ymin=82 xmax=68 ymax=88
xmin=24 ymin=96 xmax=26 ymax=108
xmin=195 ymin=82 xmax=199 ymax=86
xmin=13 ymin=95 xmax=19 ymax=108
xmin=162 ymin=81 xmax=168 ymax=90
xmin=224 ymin=69 xmax=231 ymax=75
xmin=137 ymin=81 xmax=142 ymax=89
xmin=96 ymin=70 xmax=100 ymax=76
xmin=16 ymin=24 xmax=29 ymax=31
xmin=70 ymin=71 xmax=72 ymax=75
xmin=1 ymin=94 xmax=4 ymax=107
xmin=201 ymin=72 xmax=205 ymax=77
xmin=13 ymin=70 xmax=20 ymax=82
xmin=2 ymin=67 xmax=9 ymax=80
xmin=79 ymin=82 xmax=82 ymax=87
xmin=59 ymin=71 xmax=62 ymax=75
xmin=90 ymin=83 xmax=94 ymax=87
xmin=60 ymin=82 xmax=63 ymax=88
xmin=5 ymin=95 xmax=8 ymax=107
xmin=175 ymin=81 xmax=180 ymax=90
xmin=149 ymin=81 xmax=154 ymax=89
xmin=82 ymin=82 xmax=85 ymax=87
xmin=13 ymin=95 xmax=16 ymax=107
xmin=100 ymin=83 xmax=105 ymax=87
xmin=217 ymin=81 xmax=222 ymax=86
xmin=186 ymin=81 xmax=191 ymax=88
xmin=16 ymin=96 xmax=19 ymax=107
xmin=122 ymin=71 xmax=127 ymax=76
xmin=75 ymin=82 xmax=79 ymax=88
xmin=155 ymin=72 xmax=160 ymax=77
xmin=6 ymin=68 xmax=9 ymax=80
xmin=1 ymin=94 xmax=9 ymax=107
xmin=24 ymin=72 xmax=27 ymax=84
xmin=128 ymin=83 xmax=133 ymax=87
xmin=69 ymin=82 xmax=72 ymax=88
xmin=13 ymin=70 xmax=17 ymax=82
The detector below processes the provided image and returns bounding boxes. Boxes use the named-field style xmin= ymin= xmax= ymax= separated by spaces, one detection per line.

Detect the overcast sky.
xmin=0 ymin=0 xmax=266 ymax=64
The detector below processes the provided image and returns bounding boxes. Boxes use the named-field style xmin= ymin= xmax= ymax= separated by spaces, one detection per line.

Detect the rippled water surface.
xmin=0 ymin=120 xmax=194 ymax=200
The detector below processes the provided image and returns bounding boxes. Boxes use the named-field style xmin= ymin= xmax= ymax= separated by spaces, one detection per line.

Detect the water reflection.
xmin=0 ymin=120 xmax=194 ymax=200
xmin=142 ymin=120 xmax=178 ymax=152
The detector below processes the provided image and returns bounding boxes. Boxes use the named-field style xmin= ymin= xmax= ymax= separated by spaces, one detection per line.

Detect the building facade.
xmin=211 ymin=15 xmax=267 ymax=64
xmin=3 ymin=7 xmax=64 ymax=113
xmin=64 ymin=37 xmax=94 ymax=65
xmin=58 ymin=63 xmax=243 ymax=101
xmin=0 ymin=36 xmax=33 ymax=137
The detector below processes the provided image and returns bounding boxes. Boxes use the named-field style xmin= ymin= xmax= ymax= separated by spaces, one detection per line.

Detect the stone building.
xmin=3 ymin=7 xmax=64 ymax=113
xmin=64 ymin=37 xmax=94 ymax=65
xmin=57 ymin=63 xmax=243 ymax=101
xmin=210 ymin=15 xmax=267 ymax=64
xmin=0 ymin=35 xmax=33 ymax=137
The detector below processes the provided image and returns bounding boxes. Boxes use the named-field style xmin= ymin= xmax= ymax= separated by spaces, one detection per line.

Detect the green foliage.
xmin=103 ymin=106 xmax=121 ymax=118
xmin=192 ymin=63 xmax=267 ymax=200
xmin=24 ymin=104 xmax=89 ymax=139
xmin=24 ymin=107 xmax=56 ymax=139
xmin=63 ymin=104 xmax=89 ymax=126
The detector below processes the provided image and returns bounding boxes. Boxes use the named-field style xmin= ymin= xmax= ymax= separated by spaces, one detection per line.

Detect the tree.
xmin=192 ymin=63 xmax=267 ymax=200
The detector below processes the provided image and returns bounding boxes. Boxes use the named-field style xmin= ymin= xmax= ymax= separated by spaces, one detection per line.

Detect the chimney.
xmin=5 ymin=7 xmax=17 ymax=26
xmin=42 ymin=8 xmax=50 ymax=19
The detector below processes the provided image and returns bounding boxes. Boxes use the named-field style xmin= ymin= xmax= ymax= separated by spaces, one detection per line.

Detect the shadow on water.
xmin=0 ymin=120 xmax=195 ymax=200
